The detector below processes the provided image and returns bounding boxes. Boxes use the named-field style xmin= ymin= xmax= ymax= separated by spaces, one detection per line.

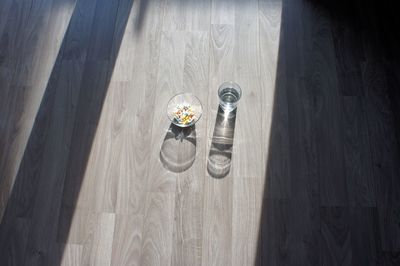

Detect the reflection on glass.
xmin=207 ymin=107 xmax=237 ymax=178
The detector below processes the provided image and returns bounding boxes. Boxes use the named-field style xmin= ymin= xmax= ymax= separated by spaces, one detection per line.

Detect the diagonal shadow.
xmin=0 ymin=0 xmax=135 ymax=265
xmin=257 ymin=0 xmax=400 ymax=265
xmin=0 ymin=0 xmax=74 ymax=215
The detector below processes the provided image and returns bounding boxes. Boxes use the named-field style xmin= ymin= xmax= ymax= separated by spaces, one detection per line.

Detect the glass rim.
xmin=218 ymin=81 xmax=242 ymax=101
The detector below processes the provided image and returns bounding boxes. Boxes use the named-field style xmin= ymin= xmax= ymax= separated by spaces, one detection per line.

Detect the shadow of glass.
xmin=160 ymin=123 xmax=197 ymax=173
xmin=207 ymin=106 xmax=237 ymax=179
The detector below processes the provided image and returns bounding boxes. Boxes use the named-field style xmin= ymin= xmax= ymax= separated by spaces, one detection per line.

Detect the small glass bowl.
xmin=167 ymin=93 xmax=203 ymax=127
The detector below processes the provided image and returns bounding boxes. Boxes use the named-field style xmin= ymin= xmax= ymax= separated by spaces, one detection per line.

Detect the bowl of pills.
xmin=167 ymin=93 xmax=203 ymax=127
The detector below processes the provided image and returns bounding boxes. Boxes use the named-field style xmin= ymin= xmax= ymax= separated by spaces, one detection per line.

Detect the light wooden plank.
xmin=201 ymin=167 xmax=233 ymax=266
xmin=59 ymin=244 xmax=83 ymax=266
xmin=229 ymin=0 xmax=262 ymax=178
xmin=111 ymin=214 xmax=143 ymax=266
xmin=232 ymin=177 xmax=263 ymax=266
xmin=163 ymin=0 xmax=211 ymax=31
xmin=147 ymin=30 xmax=210 ymax=193
xmin=171 ymin=30 xmax=210 ymax=266
xmin=211 ymin=0 xmax=235 ymax=25
xmin=83 ymin=212 xmax=116 ymax=266
xmin=202 ymin=15 xmax=235 ymax=266
xmin=140 ymin=193 xmax=175 ymax=266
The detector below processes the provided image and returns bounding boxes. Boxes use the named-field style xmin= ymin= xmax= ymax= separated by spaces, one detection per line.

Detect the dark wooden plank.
xmin=330 ymin=5 xmax=364 ymax=96
xmin=305 ymin=3 xmax=347 ymax=207
xmin=0 ymin=217 xmax=30 ymax=266
xmin=256 ymin=199 xmax=289 ymax=266
xmin=263 ymin=33 xmax=291 ymax=200
xmin=361 ymin=58 xmax=400 ymax=252
xmin=320 ymin=207 xmax=352 ymax=266
xmin=86 ymin=0 xmax=120 ymax=61
xmin=385 ymin=65 xmax=400 ymax=161
xmin=0 ymin=0 xmax=13 ymax=39
xmin=341 ymin=96 xmax=376 ymax=207
xmin=349 ymin=207 xmax=380 ymax=266
xmin=61 ymin=0 xmax=98 ymax=61
xmin=379 ymin=251 xmax=400 ymax=266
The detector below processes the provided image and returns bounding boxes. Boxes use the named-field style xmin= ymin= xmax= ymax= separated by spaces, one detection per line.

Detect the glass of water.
xmin=218 ymin=82 xmax=242 ymax=112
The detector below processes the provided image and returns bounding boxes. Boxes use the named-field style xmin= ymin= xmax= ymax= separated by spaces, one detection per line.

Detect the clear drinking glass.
xmin=218 ymin=82 xmax=242 ymax=112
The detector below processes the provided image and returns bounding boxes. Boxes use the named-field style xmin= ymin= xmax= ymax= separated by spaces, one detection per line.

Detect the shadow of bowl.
xmin=160 ymin=124 xmax=197 ymax=173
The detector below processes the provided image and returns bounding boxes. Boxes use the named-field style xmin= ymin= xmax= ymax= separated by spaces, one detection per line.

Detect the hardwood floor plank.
xmin=61 ymin=0 xmax=97 ymax=61
xmin=22 ymin=59 xmax=85 ymax=266
xmin=320 ymin=207 xmax=352 ymax=266
xmin=2 ymin=0 xmax=400 ymax=265
xmin=61 ymin=244 xmax=84 ymax=266
xmin=341 ymin=96 xmax=376 ymax=207
xmin=0 ymin=217 xmax=30 ymax=266
xmin=105 ymin=0 xmax=165 ymax=215
xmin=232 ymin=177 xmax=262 ymax=266
xmin=228 ymin=0 xmax=262 ymax=178
xmin=256 ymin=199 xmax=289 ymax=266
xmin=171 ymin=30 xmax=210 ymax=266
xmin=287 ymin=0 xmax=322 ymax=261
xmin=0 ymin=0 xmax=13 ymax=40
xmin=331 ymin=13 xmax=364 ymax=96
xmin=361 ymin=58 xmax=400 ymax=251
xmin=84 ymin=212 xmax=115 ymax=266
xmin=349 ymin=207 xmax=380 ymax=266
xmin=0 ymin=0 xmax=75 ymax=219
xmin=111 ymin=214 xmax=143 ymax=266
xmin=211 ymin=0 xmax=234 ymax=25
xmin=140 ymin=193 xmax=175 ymax=266
xmin=146 ymin=31 xmax=185 ymax=193
xmin=172 ymin=190 xmax=204 ymax=266
xmin=201 ymin=173 xmax=233 ymax=266
xmin=259 ymin=0 xmax=290 ymax=200
xmin=306 ymin=3 xmax=347 ymax=207
xmin=86 ymin=0 xmax=119 ymax=61
xmin=260 ymin=2 xmax=321 ymax=265
xmin=202 ymin=24 xmax=234 ymax=266
xmin=57 ymin=207 xmax=98 ymax=245
xmin=147 ymin=30 xmax=210 ymax=193
xmin=47 ymin=243 xmax=84 ymax=266
xmin=163 ymin=0 xmax=211 ymax=32
xmin=379 ymin=251 xmax=400 ymax=266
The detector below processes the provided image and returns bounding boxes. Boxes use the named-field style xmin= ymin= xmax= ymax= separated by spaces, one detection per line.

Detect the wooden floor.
xmin=1 ymin=0 xmax=400 ymax=265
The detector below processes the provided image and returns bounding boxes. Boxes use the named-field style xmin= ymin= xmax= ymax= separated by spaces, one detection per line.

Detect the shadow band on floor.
xmin=0 ymin=0 xmax=135 ymax=265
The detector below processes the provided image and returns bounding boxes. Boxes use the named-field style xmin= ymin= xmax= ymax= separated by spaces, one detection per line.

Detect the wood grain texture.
xmin=111 ymin=214 xmax=143 ymax=266
xmin=361 ymin=56 xmax=400 ymax=251
xmin=0 ymin=0 xmax=76 ymax=220
xmin=2 ymin=0 xmax=400 ymax=265
xmin=341 ymin=96 xmax=376 ymax=207
xmin=320 ymin=207 xmax=352 ymax=266
xmin=140 ymin=193 xmax=175 ymax=266
xmin=232 ymin=177 xmax=262 ymax=266
xmin=349 ymin=207 xmax=380 ymax=266
xmin=259 ymin=0 xmax=289 ymax=200
xmin=202 ymin=22 xmax=234 ymax=266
